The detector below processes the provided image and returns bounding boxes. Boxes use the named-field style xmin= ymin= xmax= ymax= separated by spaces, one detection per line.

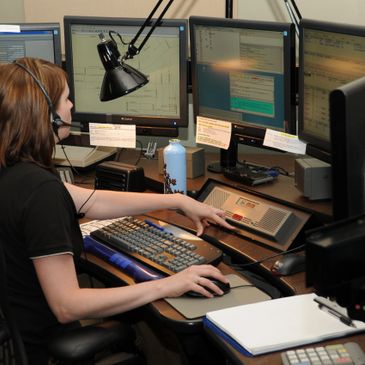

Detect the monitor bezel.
xmin=63 ymin=15 xmax=188 ymax=129
xmin=298 ymin=18 xmax=365 ymax=163
xmin=189 ymin=16 xmax=296 ymax=149
xmin=0 ymin=22 xmax=62 ymax=66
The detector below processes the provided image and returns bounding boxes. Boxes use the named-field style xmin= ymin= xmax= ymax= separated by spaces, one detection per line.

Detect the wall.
xmin=236 ymin=0 xmax=365 ymax=25
xmin=0 ymin=0 xmax=24 ymax=22
xmin=22 ymin=0 xmax=227 ymax=54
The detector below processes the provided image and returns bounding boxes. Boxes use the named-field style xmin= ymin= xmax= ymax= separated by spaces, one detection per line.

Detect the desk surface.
xmin=77 ymin=151 xmax=362 ymax=365
xmin=137 ymin=152 xmax=332 ymax=222
xmin=83 ymin=209 xmax=365 ymax=365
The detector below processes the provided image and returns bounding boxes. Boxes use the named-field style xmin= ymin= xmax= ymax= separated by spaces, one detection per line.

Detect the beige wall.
xmin=0 ymin=0 xmax=24 ymax=22
xmin=4 ymin=0 xmax=365 ymax=55
xmin=23 ymin=0 xmax=227 ymax=21
xmin=22 ymin=0 xmax=227 ymax=53
xmin=237 ymin=0 xmax=365 ymax=25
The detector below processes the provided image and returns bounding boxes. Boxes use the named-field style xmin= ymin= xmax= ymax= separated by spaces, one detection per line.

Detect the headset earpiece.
xmin=13 ymin=61 xmax=65 ymax=134
xmin=51 ymin=112 xmax=64 ymax=130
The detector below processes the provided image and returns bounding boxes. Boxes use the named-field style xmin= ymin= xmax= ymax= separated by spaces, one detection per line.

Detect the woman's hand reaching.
xmin=175 ymin=194 xmax=235 ymax=236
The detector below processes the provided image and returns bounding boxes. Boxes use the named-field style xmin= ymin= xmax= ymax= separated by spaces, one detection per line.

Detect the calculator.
xmin=281 ymin=342 xmax=365 ymax=365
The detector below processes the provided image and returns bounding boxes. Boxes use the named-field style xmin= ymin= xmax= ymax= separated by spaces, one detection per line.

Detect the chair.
xmin=0 ymin=240 xmax=144 ymax=365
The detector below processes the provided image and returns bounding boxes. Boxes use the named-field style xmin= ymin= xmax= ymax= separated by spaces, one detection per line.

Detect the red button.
xmin=232 ymin=214 xmax=243 ymax=221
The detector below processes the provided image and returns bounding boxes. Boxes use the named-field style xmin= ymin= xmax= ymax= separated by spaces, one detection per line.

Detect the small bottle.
xmin=163 ymin=139 xmax=186 ymax=194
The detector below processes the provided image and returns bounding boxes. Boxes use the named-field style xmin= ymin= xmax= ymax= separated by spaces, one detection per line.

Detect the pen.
xmin=314 ymin=297 xmax=356 ymax=328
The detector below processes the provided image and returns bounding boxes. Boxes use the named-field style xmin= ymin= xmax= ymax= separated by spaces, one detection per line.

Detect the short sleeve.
xmin=22 ymin=180 xmax=80 ymax=258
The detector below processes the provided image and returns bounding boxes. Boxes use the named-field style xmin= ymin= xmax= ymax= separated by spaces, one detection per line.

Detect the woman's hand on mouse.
xmin=160 ymin=264 xmax=229 ymax=298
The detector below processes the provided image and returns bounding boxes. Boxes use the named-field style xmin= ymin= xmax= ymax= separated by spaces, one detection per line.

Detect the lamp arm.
xmin=283 ymin=0 xmax=301 ymax=37
xmin=290 ymin=0 xmax=302 ymax=21
xmin=225 ymin=0 xmax=233 ymax=18
xmin=124 ymin=0 xmax=175 ymax=60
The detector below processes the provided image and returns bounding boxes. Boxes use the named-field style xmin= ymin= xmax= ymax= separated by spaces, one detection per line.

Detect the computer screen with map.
xmin=63 ymin=16 xmax=188 ymax=136
xmin=0 ymin=23 xmax=61 ymax=65
xmin=298 ymin=19 xmax=365 ymax=163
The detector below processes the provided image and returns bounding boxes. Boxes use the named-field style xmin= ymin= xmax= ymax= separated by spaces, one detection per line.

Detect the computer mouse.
xmin=270 ymin=253 xmax=305 ymax=276
xmin=185 ymin=279 xmax=231 ymax=298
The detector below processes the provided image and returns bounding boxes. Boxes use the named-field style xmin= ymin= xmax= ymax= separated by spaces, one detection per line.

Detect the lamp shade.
xmin=100 ymin=63 xmax=149 ymax=102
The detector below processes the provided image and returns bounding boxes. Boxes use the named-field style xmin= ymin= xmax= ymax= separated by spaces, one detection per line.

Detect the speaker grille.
xmin=257 ymin=208 xmax=288 ymax=234
xmin=205 ymin=188 xmax=230 ymax=209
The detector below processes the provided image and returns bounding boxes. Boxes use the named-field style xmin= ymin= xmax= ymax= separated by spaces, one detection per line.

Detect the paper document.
xmin=263 ymin=129 xmax=307 ymax=154
xmin=205 ymin=293 xmax=365 ymax=356
xmin=196 ymin=116 xmax=231 ymax=149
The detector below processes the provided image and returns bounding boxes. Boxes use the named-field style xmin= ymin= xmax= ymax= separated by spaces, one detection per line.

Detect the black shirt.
xmin=0 ymin=162 xmax=83 ymax=348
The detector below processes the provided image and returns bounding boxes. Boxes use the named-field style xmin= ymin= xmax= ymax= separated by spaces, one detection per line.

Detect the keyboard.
xmin=88 ymin=215 xmax=223 ymax=276
xmin=281 ymin=342 xmax=365 ymax=365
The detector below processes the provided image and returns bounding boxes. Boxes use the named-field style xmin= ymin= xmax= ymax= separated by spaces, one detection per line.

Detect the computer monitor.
xmin=189 ymin=16 xmax=296 ymax=172
xmin=305 ymin=78 xmax=365 ymax=322
xmin=330 ymin=76 xmax=365 ymax=221
xmin=305 ymin=214 xmax=365 ymax=322
xmin=63 ymin=16 xmax=188 ymax=137
xmin=0 ymin=23 xmax=62 ymax=65
xmin=298 ymin=19 xmax=365 ymax=163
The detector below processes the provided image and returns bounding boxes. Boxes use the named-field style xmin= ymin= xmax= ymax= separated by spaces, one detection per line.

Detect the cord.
xmin=77 ymin=188 xmax=97 ymax=219
xmin=134 ymin=140 xmax=144 ymax=165
xmin=57 ymin=143 xmax=80 ymax=176
xmin=236 ymin=160 xmax=291 ymax=177
xmin=226 ymin=244 xmax=305 ymax=270
xmin=270 ymin=165 xmax=293 ymax=177
xmin=109 ymin=31 xmax=129 ymax=46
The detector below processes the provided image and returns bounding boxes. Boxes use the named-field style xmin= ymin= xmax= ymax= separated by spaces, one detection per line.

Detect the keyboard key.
xmin=281 ymin=342 xmax=365 ymax=365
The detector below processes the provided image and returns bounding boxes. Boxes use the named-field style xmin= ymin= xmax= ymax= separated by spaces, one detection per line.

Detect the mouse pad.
xmin=164 ymin=274 xmax=271 ymax=319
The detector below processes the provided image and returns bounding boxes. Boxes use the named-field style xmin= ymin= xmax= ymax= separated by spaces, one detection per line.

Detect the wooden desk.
xmin=137 ymin=152 xmax=332 ymax=222
xmin=76 ymin=152 xmax=364 ymax=365
xmin=82 ymin=209 xmax=365 ymax=365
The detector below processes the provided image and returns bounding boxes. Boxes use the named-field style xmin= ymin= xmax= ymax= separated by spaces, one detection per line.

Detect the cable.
xmin=109 ymin=30 xmax=129 ymax=46
xmin=77 ymin=188 xmax=97 ymax=219
xmin=57 ymin=143 xmax=82 ymax=177
xmin=236 ymin=160 xmax=292 ymax=178
xmin=269 ymin=166 xmax=292 ymax=177
xmin=134 ymin=140 xmax=144 ymax=165
xmin=226 ymin=244 xmax=305 ymax=270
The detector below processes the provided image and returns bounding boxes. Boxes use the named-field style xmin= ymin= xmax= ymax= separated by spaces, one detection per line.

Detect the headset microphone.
xmin=53 ymin=117 xmax=72 ymax=128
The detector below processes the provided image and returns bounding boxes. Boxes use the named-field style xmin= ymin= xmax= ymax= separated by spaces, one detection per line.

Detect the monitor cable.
xmin=224 ymin=243 xmax=305 ymax=271
xmin=236 ymin=160 xmax=292 ymax=178
xmin=134 ymin=140 xmax=144 ymax=166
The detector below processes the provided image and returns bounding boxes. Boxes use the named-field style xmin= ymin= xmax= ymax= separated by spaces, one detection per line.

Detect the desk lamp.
xmin=97 ymin=0 xmax=238 ymax=101
xmin=97 ymin=0 xmax=300 ymax=101
xmin=97 ymin=0 xmax=175 ymax=101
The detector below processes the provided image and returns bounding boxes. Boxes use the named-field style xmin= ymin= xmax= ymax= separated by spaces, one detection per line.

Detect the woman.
xmin=0 ymin=57 xmax=233 ymax=363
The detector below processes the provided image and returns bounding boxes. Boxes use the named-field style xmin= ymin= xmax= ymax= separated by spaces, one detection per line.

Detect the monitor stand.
xmin=207 ymin=140 xmax=277 ymax=186
xmin=207 ymin=139 xmax=238 ymax=173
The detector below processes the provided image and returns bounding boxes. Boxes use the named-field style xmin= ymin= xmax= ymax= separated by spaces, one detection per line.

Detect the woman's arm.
xmin=65 ymin=183 xmax=234 ymax=235
xmin=34 ymin=253 xmax=228 ymax=324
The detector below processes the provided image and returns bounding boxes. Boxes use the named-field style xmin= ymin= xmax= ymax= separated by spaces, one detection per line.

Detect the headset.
xmin=13 ymin=61 xmax=71 ymax=135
